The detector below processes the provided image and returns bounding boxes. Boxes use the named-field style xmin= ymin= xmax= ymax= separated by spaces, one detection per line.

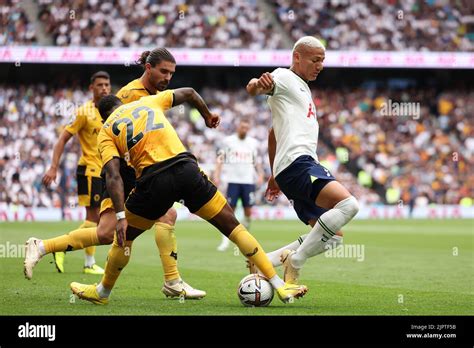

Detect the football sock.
xmin=96 ymin=283 xmax=111 ymax=298
xmin=42 ymin=227 xmax=99 ymax=254
xmin=82 ymin=221 xmax=98 ymax=265
xmin=228 ymin=224 xmax=276 ymax=280
xmin=165 ymin=278 xmax=181 ymax=286
xmin=100 ymin=235 xmax=132 ymax=292
xmin=267 ymin=234 xmax=344 ymax=267
xmin=267 ymin=234 xmax=307 ymax=266
xmin=269 ymin=275 xmax=285 ymax=289
xmin=218 ymin=235 xmax=230 ymax=248
xmin=154 ymin=222 xmax=180 ymax=282
xmin=292 ymin=196 xmax=358 ymax=269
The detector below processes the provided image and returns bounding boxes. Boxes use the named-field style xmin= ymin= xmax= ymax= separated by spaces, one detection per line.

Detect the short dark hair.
xmin=90 ymin=71 xmax=110 ymax=84
xmin=98 ymin=95 xmax=122 ymax=122
xmin=136 ymin=48 xmax=176 ymax=68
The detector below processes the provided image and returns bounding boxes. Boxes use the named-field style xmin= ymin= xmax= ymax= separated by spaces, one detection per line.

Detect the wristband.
xmin=116 ymin=211 xmax=126 ymax=220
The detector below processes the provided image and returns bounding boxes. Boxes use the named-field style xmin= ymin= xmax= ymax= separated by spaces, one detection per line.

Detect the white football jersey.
xmin=219 ymin=134 xmax=260 ymax=184
xmin=267 ymin=68 xmax=319 ymax=177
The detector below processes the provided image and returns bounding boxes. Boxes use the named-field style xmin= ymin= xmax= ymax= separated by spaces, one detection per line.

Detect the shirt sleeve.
xmin=270 ymin=68 xmax=289 ymax=97
xmin=152 ymin=89 xmax=174 ymax=111
xmin=97 ymin=127 xmax=120 ymax=167
xmin=64 ymin=110 xmax=85 ymax=135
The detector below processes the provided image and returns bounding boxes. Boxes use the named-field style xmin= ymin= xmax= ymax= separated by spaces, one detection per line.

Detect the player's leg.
xmin=264 ymin=219 xmax=343 ymax=269
xmin=282 ymin=181 xmax=358 ymax=281
xmin=70 ymin=202 xmax=152 ymax=305
xmin=156 ymin=208 xmax=206 ymax=299
xmin=241 ymin=184 xmax=255 ymax=231
xmin=51 ymin=171 xmax=102 ymax=273
xmin=23 ymin=204 xmax=115 ymax=280
xmin=155 ymin=209 xmax=180 ymax=282
xmin=81 ymin=205 xmax=104 ymax=274
xmin=183 ymin=162 xmax=307 ymax=302
xmin=216 ymin=183 xmax=238 ymax=251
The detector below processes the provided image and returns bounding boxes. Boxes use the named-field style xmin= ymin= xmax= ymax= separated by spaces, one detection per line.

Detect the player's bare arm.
xmin=246 ymin=72 xmax=275 ymax=96
xmin=265 ymin=127 xmax=280 ymax=201
xmin=104 ymin=157 xmax=127 ymax=246
xmin=42 ymin=130 xmax=73 ymax=187
xmin=172 ymin=87 xmax=220 ymax=128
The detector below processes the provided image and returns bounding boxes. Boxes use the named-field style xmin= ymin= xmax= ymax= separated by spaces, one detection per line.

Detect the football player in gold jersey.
xmin=68 ymin=85 xmax=309 ymax=305
xmin=38 ymin=71 xmax=111 ymax=275
xmin=113 ymin=48 xmax=205 ymax=297
xmin=24 ymin=50 xmax=204 ymax=298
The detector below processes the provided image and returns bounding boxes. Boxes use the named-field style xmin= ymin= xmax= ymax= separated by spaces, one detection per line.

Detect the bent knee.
xmin=158 ymin=208 xmax=177 ymax=226
xmin=97 ymin=230 xmax=114 ymax=245
xmin=336 ymin=196 xmax=359 ymax=219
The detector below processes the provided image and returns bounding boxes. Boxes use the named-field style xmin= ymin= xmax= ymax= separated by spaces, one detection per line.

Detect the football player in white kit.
xmin=213 ymin=119 xmax=264 ymax=251
xmin=246 ymin=36 xmax=359 ymax=284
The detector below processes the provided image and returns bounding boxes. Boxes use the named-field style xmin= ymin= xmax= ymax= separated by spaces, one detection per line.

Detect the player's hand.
xmin=212 ymin=177 xmax=220 ymax=187
xmin=116 ymin=218 xmax=128 ymax=247
xmin=265 ymin=176 xmax=281 ymax=202
xmin=205 ymin=113 xmax=220 ymax=128
xmin=42 ymin=167 xmax=57 ymax=187
xmin=257 ymin=72 xmax=275 ymax=93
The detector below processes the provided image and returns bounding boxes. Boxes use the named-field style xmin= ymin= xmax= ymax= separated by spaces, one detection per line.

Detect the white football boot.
xmin=162 ymin=280 xmax=206 ymax=299
xmin=24 ymin=237 xmax=43 ymax=280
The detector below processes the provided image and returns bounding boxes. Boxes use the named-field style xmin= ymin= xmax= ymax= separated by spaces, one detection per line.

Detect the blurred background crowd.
xmin=1 ymin=0 xmax=472 ymax=211
xmin=2 ymin=0 xmax=473 ymax=51
xmin=1 ymin=83 xmax=472 ymax=209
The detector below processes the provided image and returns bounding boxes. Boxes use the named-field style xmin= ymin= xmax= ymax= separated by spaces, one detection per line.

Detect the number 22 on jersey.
xmin=112 ymin=106 xmax=164 ymax=151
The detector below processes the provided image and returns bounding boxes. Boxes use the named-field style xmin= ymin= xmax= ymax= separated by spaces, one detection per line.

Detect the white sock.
xmin=267 ymin=234 xmax=343 ymax=267
xmin=38 ymin=240 xmax=46 ymax=256
xmin=85 ymin=255 xmax=96 ymax=268
xmin=96 ymin=282 xmax=111 ymax=298
xmin=267 ymin=234 xmax=307 ymax=267
xmin=243 ymin=216 xmax=251 ymax=231
xmin=292 ymin=196 xmax=359 ymax=269
xmin=165 ymin=278 xmax=182 ymax=286
xmin=218 ymin=235 xmax=230 ymax=248
xmin=268 ymin=275 xmax=285 ymax=289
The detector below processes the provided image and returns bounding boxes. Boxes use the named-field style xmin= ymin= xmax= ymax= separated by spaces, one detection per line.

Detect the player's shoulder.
xmin=272 ymin=67 xmax=292 ymax=79
xmin=116 ymin=79 xmax=146 ymax=101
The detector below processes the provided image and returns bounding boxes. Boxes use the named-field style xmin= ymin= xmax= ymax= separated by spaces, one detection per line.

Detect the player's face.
xmin=90 ymin=78 xmax=111 ymax=99
xmin=147 ymin=61 xmax=176 ymax=91
xmin=237 ymin=121 xmax=250 ymax=138
xmin=297 ymin=47 xmax=325 ymax=81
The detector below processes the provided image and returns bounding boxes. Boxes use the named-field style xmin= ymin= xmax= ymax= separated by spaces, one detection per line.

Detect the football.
xmin=237 ymin=274 xmax=274 ymax=307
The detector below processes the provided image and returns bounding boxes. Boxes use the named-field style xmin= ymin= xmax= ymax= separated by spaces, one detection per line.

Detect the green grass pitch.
xmin=0 ymin=219 xmax=472 ymax=315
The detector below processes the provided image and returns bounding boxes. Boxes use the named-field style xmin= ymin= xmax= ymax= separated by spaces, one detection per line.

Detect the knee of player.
xmin=345 ymin=196 xmax=359 ymax=218
xmin=336 ymin=195 xmax=359 ymax=219
xmin=159 ymin=208 xmax=177 ymax=225
xmin=97 ymin=225 xmax=114 ymax=245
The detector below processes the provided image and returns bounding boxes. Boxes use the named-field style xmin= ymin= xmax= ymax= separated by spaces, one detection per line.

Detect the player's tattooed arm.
xmin=172 ymin=88 xmax=220 ymax=128
xmin=246 ymin=72 xmax=275 ymax=96
xmin=104 ymin=157 xmax=127 ymax=246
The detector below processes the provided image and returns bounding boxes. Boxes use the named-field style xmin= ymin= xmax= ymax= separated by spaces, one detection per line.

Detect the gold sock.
xmin=154 ymin=222 xmax=180 ymax=282
xmin=43 ymin=227 xmax=99 ymax=253
xmin=80 ymin=220 xmax=97 ymax=256
xmin=229 ymin=224 xmax=276 ymax=279
xmin=101 ymin=235 xmax=132 ymax=290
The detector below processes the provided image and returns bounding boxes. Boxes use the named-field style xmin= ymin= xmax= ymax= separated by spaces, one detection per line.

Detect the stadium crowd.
xmin=273 ymin=0 xmax=473 ymax=51
xmin=4 ymin=0 xmax=472 ymax=51
xmin=0 ymin=0 xmax=37 ymax=45
xmin=37 ymin=0 xmax=282 ymax=49
xmin=1 ymin=83 xmax=471 ymax=210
